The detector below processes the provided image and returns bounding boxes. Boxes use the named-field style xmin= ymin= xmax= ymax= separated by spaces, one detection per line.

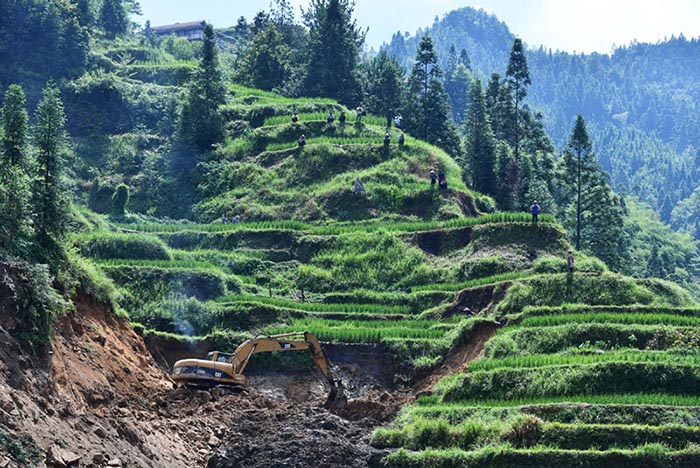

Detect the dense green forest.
xmin=384 ymin=7 xmax=700 ymax=235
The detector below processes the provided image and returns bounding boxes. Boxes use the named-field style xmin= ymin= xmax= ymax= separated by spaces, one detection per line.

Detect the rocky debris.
xmin=46 ymin=444 xmax=81 ymax=467
xmin=207 ymin=406 xmax=387 ymax=468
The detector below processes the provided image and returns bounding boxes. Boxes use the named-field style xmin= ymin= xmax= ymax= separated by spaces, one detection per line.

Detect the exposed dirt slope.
xmin=0 ymin=267 xmax=395 ymax=467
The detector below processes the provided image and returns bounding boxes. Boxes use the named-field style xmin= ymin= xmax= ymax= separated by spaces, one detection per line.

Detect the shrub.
xmin=500 ymin=415 xmax=543 ymax=448
xmin=111 ymin=183 xmax=129 ymax=215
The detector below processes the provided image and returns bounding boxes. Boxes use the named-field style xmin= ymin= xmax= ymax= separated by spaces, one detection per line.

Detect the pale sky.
xmin=137 ymin=0 xmax=700 ymax=54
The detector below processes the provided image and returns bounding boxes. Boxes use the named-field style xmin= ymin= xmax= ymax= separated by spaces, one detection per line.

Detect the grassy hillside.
xmin=71 ymin=84 xmax=700 ymax=466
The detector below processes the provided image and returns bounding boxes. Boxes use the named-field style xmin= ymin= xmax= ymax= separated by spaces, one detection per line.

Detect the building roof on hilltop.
xmin=152 ymin=21 xmax=206 ymax=33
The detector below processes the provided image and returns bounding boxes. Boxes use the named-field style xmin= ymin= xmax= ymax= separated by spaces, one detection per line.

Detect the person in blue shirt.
xmin=530 ymin=200 xmax=540 ymax=223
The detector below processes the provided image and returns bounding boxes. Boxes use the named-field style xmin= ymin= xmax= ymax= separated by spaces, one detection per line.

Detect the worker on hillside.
xmin=339 ymin=111 xmax=347 ymax=124
xmin=298 ymin=134 xmax=306 ymax=147
xmin=531 ymin=200 xmax=540 ymax=223
xmin=386 ymin=110 xmax=393 ymax=128
xmin=327 ymin=111 xmax=335 ymax=123
xmin=430 ymin=170 xmax=437 ymax=188
xmin=355 ymin=104 xmax=364 ymax=123
xmin=383 ymin=133 xmax=391 ymax=147
xmin=567 ymin=250 xmax=575 ymax=273
xmin=398 ymin=132 xmax=405 ymax=147
xmin=394 ymin=114 xmax=404 ymax=130
xmin=352 ymin=177 xmax=365 ymax=194
xmin=438 ymin=170 xmax=447 ymax=190
xmin=233 ymin=214 xmax=241 ymax=224
xmin=291 ymin=112 xmax=299 ymax=123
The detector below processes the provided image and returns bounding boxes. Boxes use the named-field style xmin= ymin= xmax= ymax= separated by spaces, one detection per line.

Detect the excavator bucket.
xmin=323 ymin=380 xmax=347 ymax=410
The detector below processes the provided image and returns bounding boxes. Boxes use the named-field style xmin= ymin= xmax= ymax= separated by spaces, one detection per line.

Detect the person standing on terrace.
xmin=531 ymin=200 xmax=540 ymax=223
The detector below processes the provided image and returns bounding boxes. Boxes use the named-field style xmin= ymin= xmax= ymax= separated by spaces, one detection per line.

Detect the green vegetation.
xmin=3 ymin=4 xmax=700 ymax=466
xmin=377 ymin=270 xmax=700 ymax=465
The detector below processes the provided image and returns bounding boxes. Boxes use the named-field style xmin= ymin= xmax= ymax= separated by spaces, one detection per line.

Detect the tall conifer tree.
xmin=463 ymin=79 xmax=496 ymax=195
xmin=180 ymin=23 xmax=226 ymax=152
xmin=100 ymin=0 xmax=128 ymax=39
xmin=302 ymin=0 xmax=364 ymax=105
xmin=34 ymin=82 xmax=70 ymax=248
xmin=0 ymin=85 xmax=33 ymax=255
xmin=505 ymin=38 xmax=531 ymax=161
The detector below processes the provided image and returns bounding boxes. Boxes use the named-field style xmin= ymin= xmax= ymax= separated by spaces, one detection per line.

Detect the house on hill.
xmin=152 ymin=20 xmax=206 ymax=40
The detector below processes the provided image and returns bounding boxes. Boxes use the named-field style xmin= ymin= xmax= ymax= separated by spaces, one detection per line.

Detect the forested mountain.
xmin=384 ymin=7 xmax=700 ymax=232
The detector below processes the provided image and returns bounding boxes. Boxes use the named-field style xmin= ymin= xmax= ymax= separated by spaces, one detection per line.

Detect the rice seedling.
xmin=416 ymin=393 xmax=700 ymax=408
xmin=216 ymin=294 xmax=412 ymax=314
xmin=411 ymin=272 xmax=531 ymax=292
xmin=469 ymin=350 xmax=700 ymax=372
xmin=519 ymin=313 xmax=700 ymax=328
xmin=266 ymin=318 xmax=449 ymax=343
xmin=110 ymin=212 xmax=557 ymax=235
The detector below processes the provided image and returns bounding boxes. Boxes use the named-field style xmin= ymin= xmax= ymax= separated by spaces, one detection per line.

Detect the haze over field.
xmin=138 ymin=0 xmax=700 ymax=53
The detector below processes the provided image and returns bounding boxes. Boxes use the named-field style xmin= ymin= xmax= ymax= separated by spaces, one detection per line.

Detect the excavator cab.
xmin=171 ymin=332 xmax=345 ymax=407
xmin=206 ymin=351 xmax=234 ymax=363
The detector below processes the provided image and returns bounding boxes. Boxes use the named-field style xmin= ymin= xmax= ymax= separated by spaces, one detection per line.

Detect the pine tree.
xmin=459 ymin=48 xmax=472 ymax=71
xmin=33 ymin=82 xmax=70 ymax=249
xmin=365 ymin=50 xmax=405 ymax=124
xmin=180 ymin=23 xmax=226 ymax=152
xmin=485 ymin=73 xmax=511 ymax=141
xmin=76 ymin=0 xmax=94 ymax=27
xmin=405 ymin=36 xmax=462 ymax=157
xmin=445 ymin=61 xmax=472 ymax=124
xmin=2 ymin=85 xmax=29 ymax=168
xmin=504 ymin=38 xmax=531 ymax=160
xmin=559 ymin=115 xmax=628 ymax=268
xmin=237 ymin=24 xmax=291 ymax=91
xmin=562 ymin=115 xmax=594 ymax=250
xmin=302 ymin=0 xmax=364 ymax=106
xmin=100 ymin=0 xmax=128 ymax=39
xmin=0 ymin=85 xmax=32 ymax=256
xmin=463 ymin=79 xmax=496 ymax=195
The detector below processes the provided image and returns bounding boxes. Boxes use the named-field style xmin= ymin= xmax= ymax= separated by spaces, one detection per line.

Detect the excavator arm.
xmin=231 ymin=332 xmax=334 ymax=387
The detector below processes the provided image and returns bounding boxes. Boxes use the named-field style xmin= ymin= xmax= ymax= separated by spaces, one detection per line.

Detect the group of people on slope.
xmin=384 ymin=132 xmax=405 ymax=147
xmin=429 ymin=169 xmax=448 ymax=190
xmin=222 ymin=214 xmax=241 ymax=224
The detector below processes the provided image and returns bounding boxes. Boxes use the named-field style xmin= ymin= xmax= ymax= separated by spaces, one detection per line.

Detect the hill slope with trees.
xmin=384 ymin=6 xmax=700 ymax=237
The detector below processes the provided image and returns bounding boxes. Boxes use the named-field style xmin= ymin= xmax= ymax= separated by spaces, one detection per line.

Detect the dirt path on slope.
xmin=413 ymin=321 xmax=499 ymax=393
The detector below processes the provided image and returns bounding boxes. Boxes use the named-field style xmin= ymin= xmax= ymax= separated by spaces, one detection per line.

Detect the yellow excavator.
xmin=171 ymin=332 xmax=345 ymax=407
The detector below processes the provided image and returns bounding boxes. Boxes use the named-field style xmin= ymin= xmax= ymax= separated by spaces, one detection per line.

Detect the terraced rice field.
xmin=74 ymin=89 xmax=700 ymax=466
xmin=374 ymin=304 xmax=700 ymax=467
